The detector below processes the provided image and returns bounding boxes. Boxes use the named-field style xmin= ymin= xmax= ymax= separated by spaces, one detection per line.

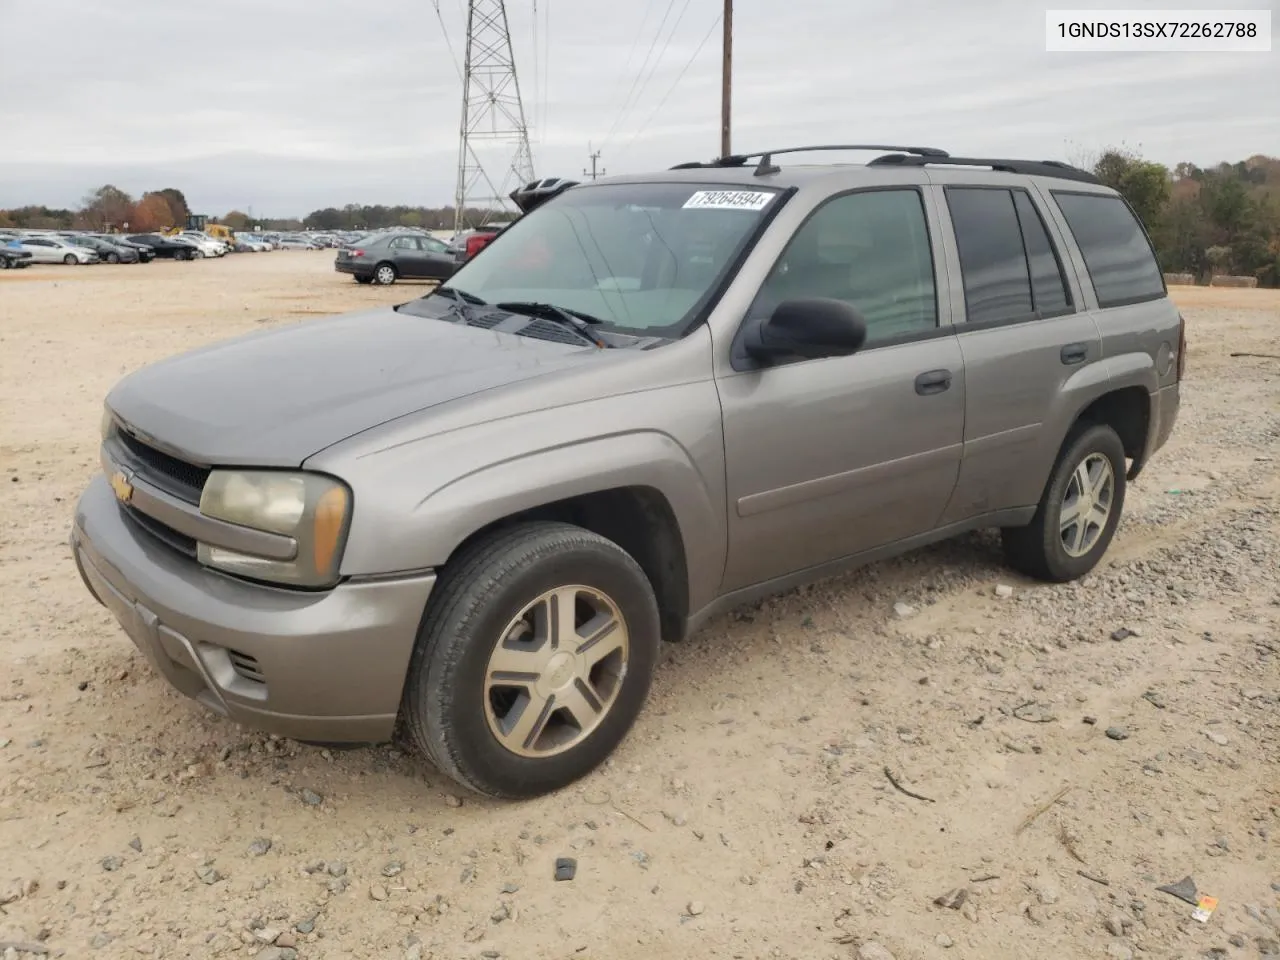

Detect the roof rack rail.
xmin=669 ymin=144 xmax=950 ymax=177
xmin=867 ymin=153 xmax=1101 ymax=185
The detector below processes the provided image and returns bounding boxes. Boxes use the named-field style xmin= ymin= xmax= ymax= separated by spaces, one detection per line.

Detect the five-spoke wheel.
xmin=402 ymin=522 xmax=660 ymax=798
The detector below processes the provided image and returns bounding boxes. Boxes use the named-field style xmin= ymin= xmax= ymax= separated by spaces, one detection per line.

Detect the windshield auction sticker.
xmin=682 ymin=190 xmax=775 ymax=211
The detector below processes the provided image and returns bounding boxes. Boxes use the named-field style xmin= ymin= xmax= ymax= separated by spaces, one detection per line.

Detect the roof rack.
xmin=867 ymin=153 xmax=1101 ymax=185
xmin=670 ymin=144 xmax=950 ymax=177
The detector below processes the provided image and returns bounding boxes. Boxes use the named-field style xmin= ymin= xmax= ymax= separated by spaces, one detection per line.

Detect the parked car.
xmin=335 ymin=232 xmax=457 ymax=284
xmin=68 ymin=235 xmax=141 ymax=264
xmin=17 ymin=235 xmax=98 ymax=264
xmin=449 ymin=223 xmax=514 ymax=265
xmin=95 ymin=235 xmax=156 ymax=263
xmin=177 ymin=232 xmax=229 ymax=257
xmin=278 ymin=236 xmax=320 ymax=250
xmin=0 ymin=241 xmax=33 ymax=269
xmin=127 ymin=234 xmax=199 ymax=260
xmin=71 ymin=146 xmax=1183 ymax=800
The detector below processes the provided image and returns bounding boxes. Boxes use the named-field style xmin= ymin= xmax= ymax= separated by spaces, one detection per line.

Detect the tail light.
xmin=350 ymin=249 xmax=364 ymax=258
xmin=1176 ymin=313 xmax=1187 ymax=380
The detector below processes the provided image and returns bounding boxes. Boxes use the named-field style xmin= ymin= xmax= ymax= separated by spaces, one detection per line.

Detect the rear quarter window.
xmin=1051 ymin=192 xmax=1165 ymax=308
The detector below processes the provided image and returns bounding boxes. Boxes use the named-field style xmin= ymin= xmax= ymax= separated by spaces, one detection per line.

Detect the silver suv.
xmin=70 ymin=145 xmax=1184 ymax=798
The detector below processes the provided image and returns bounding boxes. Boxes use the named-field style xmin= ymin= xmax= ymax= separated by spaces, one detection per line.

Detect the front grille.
xmin=227 ymin=650 xmax=265 ymax=684
xmin=114 ymin=429 xmax=210 ymax=504
xmin=121 ymin=503 xmax=198 ymax=558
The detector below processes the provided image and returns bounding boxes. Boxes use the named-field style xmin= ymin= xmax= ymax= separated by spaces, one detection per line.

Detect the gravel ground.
xmin=1 ymin=255 xmax=1278 ymax=960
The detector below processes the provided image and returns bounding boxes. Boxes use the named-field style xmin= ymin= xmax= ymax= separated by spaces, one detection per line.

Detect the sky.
xmin=0 ymin=0 xmax=1276 ymax=218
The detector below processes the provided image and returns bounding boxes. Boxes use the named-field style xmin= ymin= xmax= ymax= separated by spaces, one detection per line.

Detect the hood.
xmin=106 ymin=306 xmax=609 ymax=467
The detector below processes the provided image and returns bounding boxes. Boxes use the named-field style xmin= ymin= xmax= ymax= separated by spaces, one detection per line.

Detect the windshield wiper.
xmin=432 ymin=286 xmax=488 ymax=323
xmin=495 ymin=301 xmax=610 ymax=348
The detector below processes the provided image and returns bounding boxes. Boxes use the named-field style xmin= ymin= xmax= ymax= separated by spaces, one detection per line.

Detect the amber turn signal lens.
xmin=312 ymin=485 xmax=349 ymax=575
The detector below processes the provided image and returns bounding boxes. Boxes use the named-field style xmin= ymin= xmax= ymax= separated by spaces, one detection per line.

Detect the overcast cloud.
xmin=0 ymin=0 xmax=1275 ymax=217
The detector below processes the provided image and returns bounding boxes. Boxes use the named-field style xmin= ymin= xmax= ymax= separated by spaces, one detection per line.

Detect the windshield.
xmin=441 ymin=181 xmax=783 ymax=337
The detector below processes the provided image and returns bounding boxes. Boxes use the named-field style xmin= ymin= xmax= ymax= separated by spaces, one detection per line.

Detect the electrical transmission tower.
xmin=453 ymin=0 xmax=536 ymax=235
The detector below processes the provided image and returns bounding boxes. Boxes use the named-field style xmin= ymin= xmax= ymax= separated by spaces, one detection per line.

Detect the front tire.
xmin=402 ymin=522 xmax=661 ymax=799
xmin=1002 ymin=422 xmax=1127 ymax=582
xmin=63 ymin=254 xmax=77 ymax=265
xmin=355 ymin=276 xmax=373 ymax=284
xmin=106 ymin=252 xmax=120 ymax=264
xmin=374 ymin=262 xmax=397 ymax=285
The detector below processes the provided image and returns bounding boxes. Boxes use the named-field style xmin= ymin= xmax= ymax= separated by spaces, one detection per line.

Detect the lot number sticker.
xmin=682 ymin=190 xmax=774 ymax=211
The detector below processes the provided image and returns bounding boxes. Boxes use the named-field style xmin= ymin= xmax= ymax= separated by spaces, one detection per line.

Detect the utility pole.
xmin=720 ymin=0 xmax=732 ymax=159
xmin=584 ymin=146 xmax=605 ymax=181
xmin=453 ymin=0 xmax=536 ymax=236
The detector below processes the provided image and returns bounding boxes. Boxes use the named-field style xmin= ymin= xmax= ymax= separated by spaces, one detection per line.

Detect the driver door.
xmin=716 ymin=187 xmax=966 ymax=592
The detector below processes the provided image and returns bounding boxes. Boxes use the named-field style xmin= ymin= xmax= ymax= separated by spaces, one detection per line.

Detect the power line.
xmin=615 ymin=0 xmax=695 ymax=144
xmin=599 ymin=0 xmax=680 ymax=150
xmin=433 ymin=0 xmax=464 ymax=82
xmin=598 ymin=0 xmax=657 ymax=131
xmin=616 ymin=12 xmax=721 ymax=162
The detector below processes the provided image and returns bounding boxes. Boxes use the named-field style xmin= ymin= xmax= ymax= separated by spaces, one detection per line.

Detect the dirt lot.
xmin=1 ymin=255 xmax=1278 ymax=960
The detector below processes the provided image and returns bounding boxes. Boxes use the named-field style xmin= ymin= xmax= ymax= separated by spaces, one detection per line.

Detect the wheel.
xmin=0 ymin=257 xmax=9 ymax=270
xmin=179 ymin=249 xmax=193 ymax=261
xmin=355 ymin=276 xmax=373 ymax=285
xmin=373 ymin=262 xmax=397 ymax=285
xmin=1002 ymin=422 xmax=1127 ymax=582
xmin=401 ymin=521 xmax=661 ymax=799
xmin=63 ymin=254 xmax=77 ymax=265
xmin=106 ymin=252 xmax=120 ymax=264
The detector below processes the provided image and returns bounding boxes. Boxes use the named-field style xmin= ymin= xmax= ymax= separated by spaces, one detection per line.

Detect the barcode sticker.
xmin=682 ymin=190 xmax=775 ymax=211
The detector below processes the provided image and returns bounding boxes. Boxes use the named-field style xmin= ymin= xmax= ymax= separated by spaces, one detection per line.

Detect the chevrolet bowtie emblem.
xmin=109 ymin=470 xmax=134 ymax=504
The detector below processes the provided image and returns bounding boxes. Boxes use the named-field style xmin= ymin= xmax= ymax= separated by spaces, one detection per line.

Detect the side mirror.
xmin=744 ymin=298 xmax=868 ymax=363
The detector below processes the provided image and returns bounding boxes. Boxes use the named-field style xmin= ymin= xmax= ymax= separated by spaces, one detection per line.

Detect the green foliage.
xmin=1088 ymin=147 xmax=1280 ymax=286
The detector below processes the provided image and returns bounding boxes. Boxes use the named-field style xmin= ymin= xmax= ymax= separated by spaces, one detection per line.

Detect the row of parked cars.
xmin=0 ymin=228 xmax=355 ymax=269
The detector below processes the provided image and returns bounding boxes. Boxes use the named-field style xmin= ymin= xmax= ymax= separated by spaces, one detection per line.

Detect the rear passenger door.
xmin=932 ymin=180 xmax=1103 ymax=524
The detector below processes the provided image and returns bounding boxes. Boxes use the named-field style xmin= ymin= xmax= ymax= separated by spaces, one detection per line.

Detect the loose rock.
xmin=247 ymin=838 xmax=272 ymax=857
xmin=1105 ymin=727 xmax=1129 ymax=741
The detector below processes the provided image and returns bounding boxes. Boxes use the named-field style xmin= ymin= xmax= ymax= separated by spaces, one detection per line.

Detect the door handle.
xmin=1060 ymin=343 xmax=1089 ymax=365
xmin=914 ymin=369 xmax=952 ymax=395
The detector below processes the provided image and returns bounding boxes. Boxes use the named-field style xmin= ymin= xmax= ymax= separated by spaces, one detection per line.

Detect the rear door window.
xmin=1013 ymin=192 xmax=1071 ymax=316
xmin=1051 ymin=192 xmax=1165 ymax=307
xmin=946 ymin=188 xmax=1033 ymax=324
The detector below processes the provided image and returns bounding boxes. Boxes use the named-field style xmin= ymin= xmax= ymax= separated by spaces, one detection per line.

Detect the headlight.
xmin=198 ymin=470 xmax=351 ymax=588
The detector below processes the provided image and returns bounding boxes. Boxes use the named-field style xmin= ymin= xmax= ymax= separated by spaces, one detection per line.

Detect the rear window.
xmin=1051 ymin=192 xmax=1165 ymax=308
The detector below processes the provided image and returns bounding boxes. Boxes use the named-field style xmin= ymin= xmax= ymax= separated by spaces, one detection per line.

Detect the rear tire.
xmin=1002 ymin=422 xmax=1127 ymax=582
xmin=401 ymin=521 xmax=661 ymax=799
xmin=374 ymin=262 xmax=397 ymax=285
xmin=355 ymin=276 xmax=373 ymax=285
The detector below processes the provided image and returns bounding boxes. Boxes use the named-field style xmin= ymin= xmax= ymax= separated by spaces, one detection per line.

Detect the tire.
xmin=0 ymin=258 xmax=9 ymax=270
xmin=63 ymin=254 xmax=77 ymax=265
xmin=373 ymin=262 xmax=397 ymax=285
xmin=1002 ymin=422 xmax=1127 ymax=583
xmin=355 ymin=276 xmax=373 ymax=285
xmin=106 ymin=252 xmax=120 ymax=264
xmin=401 ymin=521 xmax=661 ymax=799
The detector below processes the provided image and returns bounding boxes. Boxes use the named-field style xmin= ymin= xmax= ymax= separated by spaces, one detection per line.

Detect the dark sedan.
xmin=97 ymin=236 xmax=156 ymax=263
xmin=69 ymin=235 xmax=141 ymax=264
xmin=1 ymin=242 xmax=33 ymax=270
xmin=126 ymin=234 xmax=198 ymax=260
xmin=334 ymin=232 xmax=457 ymax=285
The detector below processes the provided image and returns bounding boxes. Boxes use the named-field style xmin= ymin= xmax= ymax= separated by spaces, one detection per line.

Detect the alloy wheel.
xmin=1059 ymin=452 xmax=1115 ymax=557
xmin=483 ymin=585 xmax=630 ymax=758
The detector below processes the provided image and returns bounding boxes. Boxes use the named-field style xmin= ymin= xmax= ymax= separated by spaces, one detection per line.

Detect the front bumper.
xmin=70 ymin=475 xmax=436 ymax=743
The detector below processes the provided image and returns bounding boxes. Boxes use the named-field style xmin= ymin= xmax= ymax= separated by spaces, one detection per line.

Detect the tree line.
xmin=4 ymin=153 xmax=1277 ymax=286
xmin=0 ymin=185 xmax=194 ymax=233
xmin=1084 ymin=148 xmax=1279 ymax=286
